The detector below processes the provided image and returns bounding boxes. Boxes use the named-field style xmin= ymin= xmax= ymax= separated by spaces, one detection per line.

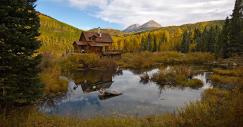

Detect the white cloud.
xmin=66 ymin=0 xmax=235 ymax=28
xmin=68 ymin=0 xmax=108 ymax=9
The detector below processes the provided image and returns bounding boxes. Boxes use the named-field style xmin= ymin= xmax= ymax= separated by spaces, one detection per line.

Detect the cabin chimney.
xmin=98 ymin=27 xmax=102 ymax=37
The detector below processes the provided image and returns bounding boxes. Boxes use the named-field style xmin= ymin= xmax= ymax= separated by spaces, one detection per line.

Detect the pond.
xmin=39 ymin=67 xmax=212 ymax=118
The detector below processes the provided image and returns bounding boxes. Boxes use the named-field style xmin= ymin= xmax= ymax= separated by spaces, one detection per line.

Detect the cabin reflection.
xmin=71 ymin=70 xmax=112 ymax=92
xmin=40 ymin=70 xmax=122 ymax=113
xmin=81 ymin=81 xmax=113 ymax=93
xmin=70 ymin=70 xmax=122 ymax=100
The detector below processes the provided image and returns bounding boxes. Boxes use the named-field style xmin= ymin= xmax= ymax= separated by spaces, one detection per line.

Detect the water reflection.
xmin=193 ymin=72 xmax=213 ymax=89
xmin=40 ymin=68 xmax=212 ymax=118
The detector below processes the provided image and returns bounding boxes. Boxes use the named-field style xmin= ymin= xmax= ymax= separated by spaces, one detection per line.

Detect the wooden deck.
xmin=102 ymin=50 xmax=122 ymax=59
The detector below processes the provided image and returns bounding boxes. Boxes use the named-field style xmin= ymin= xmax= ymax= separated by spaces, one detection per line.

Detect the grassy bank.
xmin=118 ymin=52 xmax=215 ymax=69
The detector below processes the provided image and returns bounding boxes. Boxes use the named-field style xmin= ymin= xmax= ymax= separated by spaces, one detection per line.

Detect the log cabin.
xmin=73 ymin=29 xmax=121 ymax=58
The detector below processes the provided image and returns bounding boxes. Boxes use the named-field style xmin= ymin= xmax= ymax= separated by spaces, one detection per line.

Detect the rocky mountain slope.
xmin=123 ymin=20 xmax=161 ymax=32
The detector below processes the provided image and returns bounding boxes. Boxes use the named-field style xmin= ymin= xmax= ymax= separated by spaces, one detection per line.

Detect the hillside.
xmin=112 ymin=20 xmax=224 ymax=52
xmin=38 ymin=13 xmax=224 ymax=55
xmin=38 ymin=14 xmax=82 ymax=57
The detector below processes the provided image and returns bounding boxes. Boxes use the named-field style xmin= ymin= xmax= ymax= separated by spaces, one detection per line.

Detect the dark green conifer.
xmin=227 ymin=0 xmax=243 ymax=56
xmin=0 ymin=0 xmax=42 ymax=105
xmin=218 ymin=17 xmax=231 ymax=57
xmin=180 ymin=31 xmax=190 ymax=53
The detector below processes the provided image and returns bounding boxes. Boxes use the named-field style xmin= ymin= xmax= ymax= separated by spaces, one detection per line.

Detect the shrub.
xmin=39 ymin=65 xmax=68 ymax=94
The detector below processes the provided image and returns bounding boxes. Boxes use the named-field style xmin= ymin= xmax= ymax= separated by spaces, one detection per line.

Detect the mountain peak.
xmin=140 ymin=20 xmax=161 ymax=28
xmin=123 ymin=20 xmax=161 ymax=32
xmin=123 ymin=24 xmax=140 ymax=32
xmin=148 ymin=20 xmax=157 ymax=23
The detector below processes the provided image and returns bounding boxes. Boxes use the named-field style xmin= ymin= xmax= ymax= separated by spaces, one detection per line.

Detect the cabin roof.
xmin=73 ymin=41 xmax=88 ymax=46
xmin=80 ymin=32 xmax=113 ymax=43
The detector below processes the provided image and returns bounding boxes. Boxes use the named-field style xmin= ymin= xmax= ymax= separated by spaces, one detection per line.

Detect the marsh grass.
xmin=151 ymin=66 xmax=203 ymax=88
xmin=210 ymin=67 xmax=243 ymax=89
xmin=213 ymin=67 xmax=243 ymax=77
xmin=187 ymin=79 xmax=204 ymax=88
xmin=38 ymin=54 xmax=68 ymax=94
xmin=118 ymin=52 xmax=215 ymax=69
xmin=0 ymin=108 xmax=145 ymax=127
xmin=60 ymin=53 xmax=117 ymax=71
xmin=117 ymin=52 xmax=156 ymax=69
xmin=39 ymin=65 xmax=68 ymax=94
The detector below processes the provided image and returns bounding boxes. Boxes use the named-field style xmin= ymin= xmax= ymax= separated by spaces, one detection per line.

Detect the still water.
xmin=39 ymin=68 xmax=212 ymax=118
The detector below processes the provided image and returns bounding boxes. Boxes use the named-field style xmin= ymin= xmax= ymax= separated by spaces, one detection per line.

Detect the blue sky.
xmin=36 ymin=0 xmax=235 ymax=30
xmin=36 ymin=0 xmax=123 ymax=30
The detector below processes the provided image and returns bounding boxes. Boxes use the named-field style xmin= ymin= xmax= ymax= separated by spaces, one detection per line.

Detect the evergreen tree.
xmin=239 ymin=0 xmax=243 ymax=53
xmin=180 ymin=31 xmax=190 ymax=53
xmin=194 ymin=28 xmax=203 ymax=51
xmin=153 ymin=34 xmax=157 ymax=52
xmin=227 ymin=0 xmax=243 ymax=56
xmin=141 ymin=36 xmax=146 ymax=51
xmin=206 ymin=27 xmax=217 ymax=53
xmin=147 ymin=33 xmax=152 ymax=51
xmin=0 ymin=0 xmax=42 ymax=105
xmin=218 ymin=17 xmax=231 ymax=57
